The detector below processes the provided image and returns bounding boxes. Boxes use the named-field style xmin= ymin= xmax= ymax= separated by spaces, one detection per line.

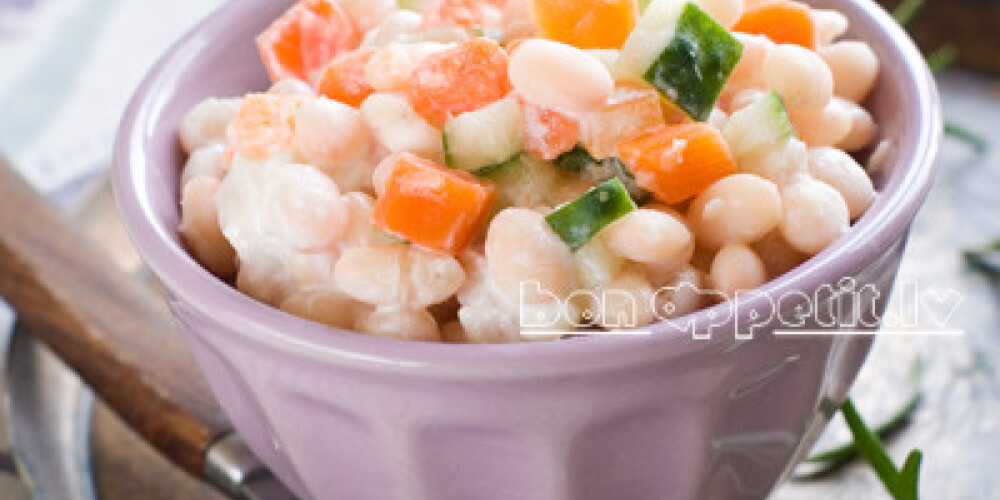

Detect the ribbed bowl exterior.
xmin=169 ymin=243 xmax=902 ymax=500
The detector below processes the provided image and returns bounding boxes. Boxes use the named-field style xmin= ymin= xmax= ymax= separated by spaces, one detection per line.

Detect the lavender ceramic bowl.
xmin=113 ymin=1 xmax=940 ymax=498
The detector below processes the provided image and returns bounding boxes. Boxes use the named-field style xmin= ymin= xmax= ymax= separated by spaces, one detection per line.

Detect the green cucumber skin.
xmin=555 ymin=146 xmax=650 ymax=203
xmin=762 ymin=91 xmax=794 ymax=139
xmin=545 ymin=178 xmax=638 ymax=251
xmin=723 ymin=90 xmax=795 ymax=158
xmin=554 ymin=146 xmax=593 ymax=174
xmin=443 ymin=130 xmax=454 ymax=168
xmin=473 ymin=153 xmax=526 ymax=179
xmin=644 ymin=2 xmax=743 ymax=121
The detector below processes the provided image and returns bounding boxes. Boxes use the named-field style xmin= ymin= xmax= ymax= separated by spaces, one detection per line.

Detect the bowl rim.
xmin=113 ymin=0 xmax=941 ymax=375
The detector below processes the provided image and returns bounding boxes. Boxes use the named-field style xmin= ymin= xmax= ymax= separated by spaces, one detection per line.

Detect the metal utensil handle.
xmin=0 ymin=158 xmax=232 ymax=477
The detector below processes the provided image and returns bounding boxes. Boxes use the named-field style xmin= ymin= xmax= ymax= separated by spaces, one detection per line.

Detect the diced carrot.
xmin=733 ymin=0 xmax=816 ymax=50
xmin=580 ymin=79 xmax=666 ymax=160
xmin=422 ymin=0 xmax=502 ymax=29
xmin=531 ymin=0 xmax=638 ymax=49
xmin=257 ymin=0 xmax=360 ymax=83
xmin=372 ymin=153 xmax=497 ymax=254
xmin=658 ymin=95 xmax=696 ymax=126
xmin=407 ymin=38 xmax=513 ymax=128
xmin=316 ymin=49 xmax=376 ymax=107
xmin=617 ymin=123 xmax=738 ymax=204
xmin=521 ymin=98 xmax=580 ymax=160
xmin=226 ymin=94 xmax=305 ymax=160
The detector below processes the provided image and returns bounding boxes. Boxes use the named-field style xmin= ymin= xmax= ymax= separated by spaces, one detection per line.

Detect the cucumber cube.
xmin=643 ymin=2 xmax=743 ymax=121
xmin=722 ymin=91 xmax=795 ymax=160
xmin=546 ymin=178 xmax=637 ymax=251
xmin=615 ymin=0 xmax=687 ymax=80
xmin=444 ymin=97 xmax=524 ymax=172
xmin=476 ymin=153 xmax=563 ymax=209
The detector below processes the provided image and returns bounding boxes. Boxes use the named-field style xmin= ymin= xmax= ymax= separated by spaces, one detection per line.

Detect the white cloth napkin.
xmin=0 ymin=0 xmax=224 ymax=379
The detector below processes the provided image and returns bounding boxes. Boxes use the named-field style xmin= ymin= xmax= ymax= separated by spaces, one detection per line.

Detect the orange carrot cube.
xmin=733 ymin=0 xmax=816 ymax=49
xmin=257 ymin=0 xmax=360 ymax=83
xmin=422 ymin=0 xmax=502 ymax=29
xmin=580 ymin=80 xmax=666 ymax=160
xmin=373 ymin=153 xmax=497 ymax=254
xmin=521 ymin=99 xmax=581 ymax=161
xmin=407 ymin=38 xmax=513 ymax=128
xmin=617 ymin=123 xmax=738 ymax=204
xmin=316 ymin=48 xmax=376 ymax=108
xmin=532 ymin=0 xmax=638 ymax=49
xmin=226 ymin=94 xmax=305 ymax=160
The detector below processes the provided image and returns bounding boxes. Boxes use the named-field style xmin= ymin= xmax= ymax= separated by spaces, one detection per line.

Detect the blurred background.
xmin=0 ymin=0 xmax=998 ymax=498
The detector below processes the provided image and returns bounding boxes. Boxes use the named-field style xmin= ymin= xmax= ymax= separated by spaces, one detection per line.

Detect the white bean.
xmin=361 ymin=93 xmax=443 ymax=162
xmin=179 ymin=176 xmax=236 ymax=279
xmin=355 ymin=306 xmax=441 ymax=342
xmin=807 ymin=146 xmax=876 ymax=219
xmin=811 ymin=9 xmax=849 ymax=46
xmin=181 ymin=143 xmax=228 ymax=188
xmin=687 ymin=174 xmax=783 ymax=250
xmin=509 ymin=39 xmax=614 ymax=117
xmin=820 ymin=41 xmax=879 ymax=103
xmin=335 ymin=244 xmax=465 ymax=308
xmin=288 ymin=251 xmax=340 ymax=290
xmin=260 ymin=163 xmax=348 ymax=253
xmin=338 ymin=0 xmax=397 ymax=32
xmin=361 ymin=10 xmax=423 ymax=48
xmin=780 ymin=178 xmax=851 ymax=255
xmin=605 ymin=209 xmax=694 ymax=272
xmin=294 ymin=97 xmax=376 ymax=178
xmin=178 ymin=98 xmax=241 ymax=154
xmin=410 ymin=25 xmax=472 ymax=44
xmin=236 ymin=253 xmax=297 ymax=306
xmin=725 ymin=35 xmax=772 ymax=97
xmin=791 ymin=98 xmax=853 ymax=147
xmin=763 ymin=44 xmax=833 ymax=111
xmin=739 ymin=137 xmax=810 ymax=186
xmin=280 ymin=288 xmax=358 ymax=329
xmin=574 ymin=236 xmax=624 ymax=290
xmin=694 ymin=0 xmax=744 ymax=29
xmin=584 ymin=49 xmax=620 ymax=74
xmin=503 ymin=0 xmax=540 ymax=40
xmin=458 ymin=304 xmax=521 ymax=343
xmin=365 ymin=42 xmax=452 ymax=92
xmin=649 ymin=266 xmax=706 ymax=318
xmin=866 ymin=139 xmax=893 ymax=175
xmin=456 ymin=249 xmax=523 ymax=343
xmin=520 ymin=299 xmax=578 ymax=340
xmin=486 ymin=208 xmax=576 ymax=302
xmin=217 ymin=156 xmax=297 ymax=304
xmin=593 ymin=267 xmax=657 ymax=329
xmin=338 ymin=192 xmax=394 ymax=249
xmin=837 ymin=100 xmax=877 ymax=152
xmin=371 ymin=153 xmax=399 ymax=198
xmin=268 ymin=79 xmax=314 ymax=96
xmin=710 ymin=244 xmax=766 ymax=298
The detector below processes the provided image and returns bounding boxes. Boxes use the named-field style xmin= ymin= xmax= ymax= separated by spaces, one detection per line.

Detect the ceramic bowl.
xmin=113 ymin=1 xmax=940 ymax=498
